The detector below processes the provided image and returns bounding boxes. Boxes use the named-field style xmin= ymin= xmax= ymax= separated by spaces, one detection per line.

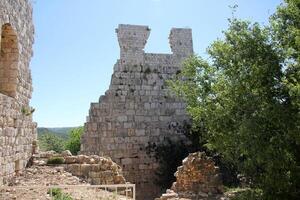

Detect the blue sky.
xmin=31 ymin=0 xmax=282 ymax=127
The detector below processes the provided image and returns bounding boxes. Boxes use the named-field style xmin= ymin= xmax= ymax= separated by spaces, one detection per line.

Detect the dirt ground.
xmin=0 ymin=166 xmax=132 ymax=200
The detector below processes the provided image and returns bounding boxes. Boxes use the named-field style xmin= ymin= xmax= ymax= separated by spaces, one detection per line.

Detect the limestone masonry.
xmin=1 ymin=151 xmax=129 ymax=200
xmin=38 ymin=151 xmax=126 ymax=186
xmin=81 ymin=24 xmax=193 ymax=200
xmin=156 ymin=152 xmax=224 ymax=200
xmin=0 ymin=0 xmax=37 ymax=185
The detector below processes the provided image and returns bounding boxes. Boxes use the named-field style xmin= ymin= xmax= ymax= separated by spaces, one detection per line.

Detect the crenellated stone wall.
xmin=0 ymin=0 xmax=37 ymax=185
xmin=81 ymin=24 xmax=193 ymax=200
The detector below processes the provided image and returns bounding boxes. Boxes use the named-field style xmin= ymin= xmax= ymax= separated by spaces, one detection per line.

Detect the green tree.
xmin=38 ymin=133 xmax=65 ymax=153
xmin=169 ymin=1 xmax=299 ymax=199
xmin=65 ymin=126 xmax=84 ymax=155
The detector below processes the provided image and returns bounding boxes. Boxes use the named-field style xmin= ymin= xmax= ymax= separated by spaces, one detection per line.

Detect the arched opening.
xmin=0 ymin=23 xmax=19 ymax=97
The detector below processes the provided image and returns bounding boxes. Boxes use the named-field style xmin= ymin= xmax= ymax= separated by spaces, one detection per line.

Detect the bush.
xmin=47 ymin=157 xmax=65 ymax=165
xmin=48 ymin=188 xmax=73 ymax=200
xmin=65 ymin=127 xmax=84 ymax=155
xmin=48 ymin=188 xmax=62 ymax=196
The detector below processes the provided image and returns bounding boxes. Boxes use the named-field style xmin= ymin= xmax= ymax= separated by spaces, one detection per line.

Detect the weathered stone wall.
xmin=38 ymin=151 xmax=126 ymax=185
xmin=0 ymin=0 xmax=37 ymax=185
xmin=81 ymin=24 xmax=193 ymax=200
xmin=156 ymin=152 xmax=223 ymax=200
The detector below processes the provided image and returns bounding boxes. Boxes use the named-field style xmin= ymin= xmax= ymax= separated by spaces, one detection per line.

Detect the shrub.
xmin=47 ymin=157 xmax=65 ymax=165
xmin=48 ymin=188 xmax=62 ymax=196
xmin=48 ymin=188 xmax=73 ymax=200
xmin=65 ymin=127 xmax=84 ymax=155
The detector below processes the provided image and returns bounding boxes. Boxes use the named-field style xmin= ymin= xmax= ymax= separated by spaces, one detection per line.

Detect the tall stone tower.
xmin=81 ymin=24 xmax=193 ymax=200
xmin=0 ymin=0 xmax=37 ymax=185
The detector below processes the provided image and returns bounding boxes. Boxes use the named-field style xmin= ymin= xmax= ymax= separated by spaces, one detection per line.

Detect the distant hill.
xmin=37 ymin=127 xmax=77 ymax=139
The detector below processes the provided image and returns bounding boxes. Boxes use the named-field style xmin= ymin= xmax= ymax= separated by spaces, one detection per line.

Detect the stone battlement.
xmin=116 ymin=24 xmax=193 ymax=66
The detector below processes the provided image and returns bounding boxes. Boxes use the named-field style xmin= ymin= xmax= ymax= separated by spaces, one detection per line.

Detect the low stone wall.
xmin=156 ymin=152 xmax=223 ymax=200
xmin=39 ymin=151 xmax=126 ymax=185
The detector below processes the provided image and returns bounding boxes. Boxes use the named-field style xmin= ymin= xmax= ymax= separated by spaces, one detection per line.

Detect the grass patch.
xmin=48 ymin=188 xmax=73 ymax=200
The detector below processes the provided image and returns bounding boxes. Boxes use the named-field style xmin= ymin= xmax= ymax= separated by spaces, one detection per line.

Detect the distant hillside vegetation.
xmin=37 ymin=127 xmax=77 ymax=139
xmin=37 ymin=126 xmax=82 ymax=153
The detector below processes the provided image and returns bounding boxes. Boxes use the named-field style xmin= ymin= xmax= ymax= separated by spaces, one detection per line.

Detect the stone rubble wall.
xmin=156 ymin=152 xmax=224 ymax=200
xmin=81 ymin=24 xmax=193 ymax=200
xmin=0 ymin=0 xmax=37 ymax=185
xmin=39 ymin=151 xmax=126 ymax=185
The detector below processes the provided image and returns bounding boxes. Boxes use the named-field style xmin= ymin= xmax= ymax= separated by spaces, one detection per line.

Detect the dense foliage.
xmin=38 ymin=133 xmax=65 ymax=153
xmin=37 ymin=127 xmax=73 ymax=139
xmin=38 ymin=126 xmax=84 ymax=155
xmin=169 ymin=0 xmax=299 ymax=199
xmin=64 ymin=127 xmax=84 ymax=155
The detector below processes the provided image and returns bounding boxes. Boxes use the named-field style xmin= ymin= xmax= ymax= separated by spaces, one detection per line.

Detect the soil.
xmin=0 ymin=165 xmax=132 ymax=200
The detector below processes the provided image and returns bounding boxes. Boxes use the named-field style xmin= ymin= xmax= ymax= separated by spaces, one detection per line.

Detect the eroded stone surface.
xmin=38 ymin=151 xmax=126 ymax=185
xmin=0 ymin=0 xmax=37 ymax=185
xmin=156 ymin=152 xmax=224 ymax=200
xmin=81 ymin=24 xmax=193 ymax=200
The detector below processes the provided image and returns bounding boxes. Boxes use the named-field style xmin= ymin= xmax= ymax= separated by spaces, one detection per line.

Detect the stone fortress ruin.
xmin=0 ymin=1 xmax=218 ymax=199
xmin=81 ymin=24 xmax=194 ymax=200
xmin=0 ymin=0 xmax=37 ymax=185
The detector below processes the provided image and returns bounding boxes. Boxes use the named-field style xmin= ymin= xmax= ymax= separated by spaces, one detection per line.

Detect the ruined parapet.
xmin=170 ymin=28 xmax=193 ymax=57
xmin=81 ymin=24 xmax=193 ymax=200
xmin=117 ymin=24 xmax=150 ymax=66
xmin=156 ymin=152 xmax=223 ymax=200
xmin=0 ymin=0 xmax=37 ymax=185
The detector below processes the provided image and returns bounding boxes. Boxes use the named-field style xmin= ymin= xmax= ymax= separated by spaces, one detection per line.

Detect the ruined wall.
xmin=81 ymin=24 xmax=193 ymax=200
xmin=156 ymin=152 xmax=224 ymax=200
xmin=0 ymin=0 xmax=37 ymax=185
xmin=38 ymin=151 xmax=126 ymax=185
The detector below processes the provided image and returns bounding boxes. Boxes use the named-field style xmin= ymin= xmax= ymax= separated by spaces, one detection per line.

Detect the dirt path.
xmin=0 ymin=166 xmax=131 ymax=200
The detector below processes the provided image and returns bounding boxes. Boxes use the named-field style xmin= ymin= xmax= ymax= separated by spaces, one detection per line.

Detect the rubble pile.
xmin=38 ymin=150 xmax=126 ymax=185
xmin=156 ymin=152 xmax=224 ymax=200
